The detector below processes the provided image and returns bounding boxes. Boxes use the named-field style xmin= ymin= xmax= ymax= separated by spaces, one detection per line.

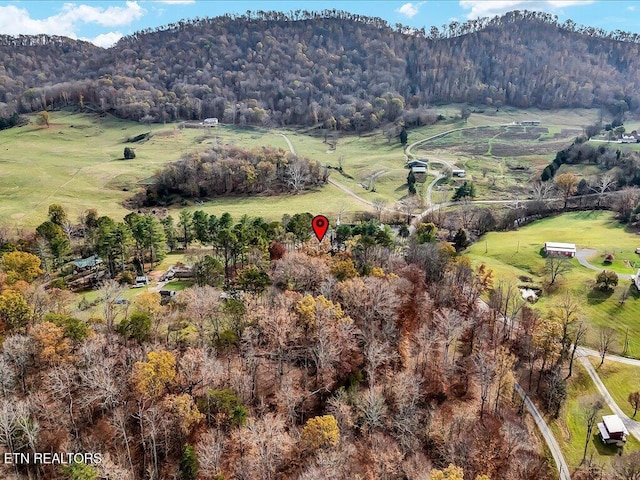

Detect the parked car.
xmin=161 ymin=271 xmax=175 ymax=281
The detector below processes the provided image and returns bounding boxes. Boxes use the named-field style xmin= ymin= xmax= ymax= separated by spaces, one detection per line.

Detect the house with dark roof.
xmin=71 ymin=255 xmax=103 ymax=273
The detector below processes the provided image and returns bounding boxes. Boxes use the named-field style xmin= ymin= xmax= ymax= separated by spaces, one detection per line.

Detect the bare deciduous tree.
xmin=591 ymin=172 xmax=616 ymax=207
xmin=197 ymin=428 xmax=226 ymax=478
xmin=2 ymin=335 xmax=33 ymax=393
xmin=530 ymin=180 xmax=555 ymax=202
xmin=545 ymin=255 xmax=572 ymax=285
xmin=0 ymin=357 xmax=16 ymax=397
xmin=598 ymin=326 xmax=617 ymax=366
xmin=396 ymin=196 xmax=423 ymax=224
xmin=372 ymin=197 xmax=387 ymax=221
xmin=567 ymin=321 xmax=588 ymax=378
xmin=612 ymin=449 xmax=640 ymax=479
xmin=286 ymin=160 xmax=308 ymax=194
xmin=357 ymin=387 xmax=388 ymax=434
xmin=434 ymin=308 xmax=465 ymax=365
xmin=580 ymin=395 xmax=604 ymax=464
xmin=363 ymin=336 xmax=396 ymax=387
xmin=474 ymin=351 xmax=495 ymax=420
xmin=240 ymin=413 xmax=292 ymax=480
xmin=180 ymin=286 xmax=222 ymax=345
xmin=100 ymin=280 xmax=126 ymax=334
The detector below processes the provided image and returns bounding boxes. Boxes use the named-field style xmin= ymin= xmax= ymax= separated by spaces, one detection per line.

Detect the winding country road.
xmin=575 ymin=249 xmax=634 ymax=280
xmin=278 ymin=133 xmax=378 ymax=209
xmin=576 ymin=347 xmax=640 ymax=441
xmin=514 ymin=383 xmax=572 ymax=480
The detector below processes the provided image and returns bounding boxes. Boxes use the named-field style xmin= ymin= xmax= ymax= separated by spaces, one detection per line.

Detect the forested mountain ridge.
xmin=1 ymin=10 xmax=639 ymax=129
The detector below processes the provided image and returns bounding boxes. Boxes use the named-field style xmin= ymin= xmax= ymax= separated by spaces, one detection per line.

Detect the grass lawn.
xmin=465 ymin=211 xmax=640 ymax=357
xmin=549 ymin=363 xmax=640 ymax=471
xmin=0 ymin=107 xmax=605 ymax=229
xmin=163 ymin=280 xmax=193 ymax=291
xmin=588 ymin=357 xmax=640 ymax=419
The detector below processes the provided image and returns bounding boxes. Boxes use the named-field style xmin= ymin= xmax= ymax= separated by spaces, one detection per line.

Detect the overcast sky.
xmin=1 ymin=1 xmax=639 ymax=48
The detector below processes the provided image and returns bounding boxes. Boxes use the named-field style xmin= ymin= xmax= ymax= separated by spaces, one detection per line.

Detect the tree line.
xmin=1 ymin=10 xmax=640 ymax=131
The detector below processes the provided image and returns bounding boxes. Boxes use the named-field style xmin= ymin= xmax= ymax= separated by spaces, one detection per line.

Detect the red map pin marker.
xmin=312 ymin=215 xmax=329 ymax=242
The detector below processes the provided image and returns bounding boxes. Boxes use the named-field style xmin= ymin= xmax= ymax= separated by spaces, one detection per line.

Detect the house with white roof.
xmin=597 ymin=414 xmax=629 ymax=445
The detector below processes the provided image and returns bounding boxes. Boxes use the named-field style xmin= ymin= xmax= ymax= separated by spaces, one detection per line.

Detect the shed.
xmin=597 ymin=414 xmax=628 ymax=445
xmin=544 ymin=242 xmax=576 ymax=258
xmin=452 ymin=169 xmax=466 ymax=178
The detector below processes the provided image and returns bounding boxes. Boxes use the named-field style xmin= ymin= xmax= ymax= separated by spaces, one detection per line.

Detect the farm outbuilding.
xmin=597 ymin=414 xmax=629 ymax=445
xmin=544 ymin=242 xmax=576 ymax=257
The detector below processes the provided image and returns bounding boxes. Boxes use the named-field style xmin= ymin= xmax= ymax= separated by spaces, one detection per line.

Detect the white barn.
xmin=544 ymin=242 xmax=576 ymax=258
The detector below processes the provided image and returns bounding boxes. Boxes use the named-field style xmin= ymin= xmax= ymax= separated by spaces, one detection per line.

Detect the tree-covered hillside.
xmin=1 ymin=10 xmax=639 ymax=129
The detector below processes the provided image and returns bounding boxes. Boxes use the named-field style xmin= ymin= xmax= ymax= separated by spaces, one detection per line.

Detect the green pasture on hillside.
xmin=549 ymin=363 xmax=640 ymax=471
xmin=0 ymin=107 xmax=604 ymax=229
xmin=588 ymin=358 xmax=640 ymax=419
xmin=466 ymin=211 xmax=640 ymax=357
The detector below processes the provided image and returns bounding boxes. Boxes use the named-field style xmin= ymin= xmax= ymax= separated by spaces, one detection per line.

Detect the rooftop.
xmin=545 ymin=242 xmax=576 ymax=250
xmin=603 ymin=414 xmax=628 ymax=434
xmin=71 ymin=255 xmax=102 ymax=269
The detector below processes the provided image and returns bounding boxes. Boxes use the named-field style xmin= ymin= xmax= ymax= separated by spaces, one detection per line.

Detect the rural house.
xmin=544 ymin=242 xmax=576 ymax=257
xmin=71 ymin=255 xmax=103 ymax=274
xmin=597 ymin=414 xmax=629 ymax=445
xmin=406 ymin=159 xmax=428 ymax=169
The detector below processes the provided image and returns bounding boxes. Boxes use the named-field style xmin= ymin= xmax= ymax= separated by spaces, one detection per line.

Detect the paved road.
xmin=514 ymin=383 xmax=572 ymax=480
xmin=580 ymin=346 xmax=640 ymax=366
xmin=576 ymin=347 xmax=640 ymax=441
xmin=576 ymin=249 xmax=634 ymax=280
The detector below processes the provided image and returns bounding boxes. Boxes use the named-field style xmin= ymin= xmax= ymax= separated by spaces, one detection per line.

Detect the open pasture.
xmin=413 ymin=120 xmax=586 ymax=201
xmin=466 ymin=211 xmax=640 ymax=357
xmin=0 ymin=107 xmax=609 ymax=229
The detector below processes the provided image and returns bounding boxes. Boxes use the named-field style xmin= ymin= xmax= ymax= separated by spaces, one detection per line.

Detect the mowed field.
xmin=466 ymin=211 xmax=640 ymax=357
xmin=549 ymin=363 xmax=640 ymax=471
xmin=588 ymin=358 xmax=640 ymax=419
xmin=0 ymin=107 xmax=603 ymax=229
xmin=0 ymin=111 xmax=378 ymax=228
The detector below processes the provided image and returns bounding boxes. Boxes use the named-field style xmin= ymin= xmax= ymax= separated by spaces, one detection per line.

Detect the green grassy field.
xmin=549 ymin=363 xmax=640 ymax=471
xmin=163 ymin=280 xmax=193 ymax=291
xmin=466 ymin=211 xmax=640 ymax=356
xmin=411 ymin=113 xmax=593 ymax=201
xmin=0 ymin=107 xmax=605 ymax=229
xmin=588 ymin=358 xmax=640 ymax=419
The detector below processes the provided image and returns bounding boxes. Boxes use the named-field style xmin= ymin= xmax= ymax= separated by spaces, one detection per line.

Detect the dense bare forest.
xmin=0 ymin=205 xmax=557 ymax=480
xmin=1 ymin=10 xmax=640 ymax=129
